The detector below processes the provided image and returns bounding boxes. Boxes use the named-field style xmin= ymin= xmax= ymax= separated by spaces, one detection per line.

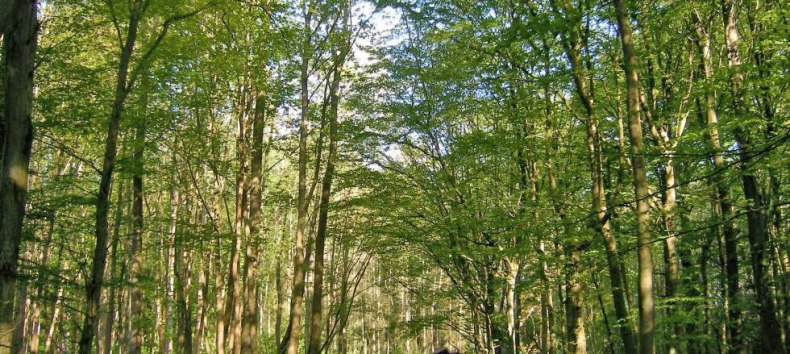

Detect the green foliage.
xmin=10 ymin=0 xmax=789 ymax=352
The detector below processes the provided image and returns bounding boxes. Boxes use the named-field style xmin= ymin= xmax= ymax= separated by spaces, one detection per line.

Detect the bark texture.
xmin=0 ymin=1 xmax=37 ymax=351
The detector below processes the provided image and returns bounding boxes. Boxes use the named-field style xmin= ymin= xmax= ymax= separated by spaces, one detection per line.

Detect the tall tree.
xmin=240 ymin=94 xmax=268 ymax=354
xmin=721 ymin=0 xmax=785 ymax=352
xmin=78 ymin=2 xmax=206 ymax=351
xmin=307 ymin=4 xmax=350 ymax=352
xmin=77 ymin=2 xmax=144 ymax=350
xmin=125 ymin=79 xmax=147 ymax=354
xmin=691 ymin=9 xmax=742 ymax=351
xmin=613 ymin=0 xmax=655 ymax=353
xmin=549 ymin=0 xmax=636 ymax=352
xmin=0 ymin=1 xmax=38 ymax=352
xmin=283 ymin=1 xmax=313 ymax=353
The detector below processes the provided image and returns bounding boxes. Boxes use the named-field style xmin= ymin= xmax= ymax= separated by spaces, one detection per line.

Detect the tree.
xmin=307 ymin=3 xmax=351 ymax=353
xmin=613 ymin=0 xmax=656 ymax=352
xmin=720 ymin=0 xmax=784 ymax=351
xmin=283 ymin=1 xmax=313 ymax=353
xmin=78 ymin=2 xmax=210 ymax=351
xmin=0 ymin=1 xmax=38 ymax=352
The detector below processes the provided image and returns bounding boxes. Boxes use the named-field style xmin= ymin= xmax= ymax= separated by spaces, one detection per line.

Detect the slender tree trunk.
xmin=700 ymin=222 xmax=714 ymax=354
xmin=42 ymin=284 xmax=61 ymax=354
xmin=0 ymin=1 xmax=37 ymax=351
xmin=195 ymin=251 xmax=209 ymax=354
xmin=172 ymin=151 xmax=194 ymax=354
xmin=613 ymin=1 xmax=655 ymax=352
xmin=159 ymin=248 xmax=172 ymax=354
xmin=26 ymin=281 xmax=39 ymax=352
xmin=175 ymin=229 xmax=193 ymax=353
xmin=639 ymin=27 xmax=690 ymax=354
xmin=78 ymin=1 xmax=142 ymax=350
xmin=125 ymin=89 xmax=147 ymax=354
xmin=539 ymin=241 xmax=554 ymax=354
xmin=538 ymin=44 xmax=557 ymax=354
xmin=226 ymin=86 xmax=248 ymax=354
xmin=507 ymin=259 xmax=522 ymax=354
xmin=25 ymin=158 xmax=69 ymax=354
xmin=284 ymin=4 xmax=312 ymax=353
xmin=100 ymin=179 xmax=126 ymax=354
xmin=307 ymin=11 xmax=349 ymax=351
xmin=162 ymin=149 xmax=179 ymax=354
xmin=592 ymin=270 xmax=616 ymax=354
xmin=660 ymin=162 xmax=681 ymax=349
xmin=275 ymin=224 xmax=284 ymax=345
xmin=10 ymin=283 xmax=27 ymax=354
xmin=212 ymin=108 xmax=227 ymax=354
xmin=215 ymin=216 xmax=225 ymax=354
xmin=545 ymin=8 xmax=589 ymax=354
xmin=240 ymin=94 xmax=267 ymax=354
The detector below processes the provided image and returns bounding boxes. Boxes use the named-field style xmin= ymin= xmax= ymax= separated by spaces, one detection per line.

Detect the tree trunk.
xmin=10 ymin=283 xmax=27 ymax=353
xmin=0 ymin=1 xmax=37 ymax=351
xmin=638 ymin=22 xmax=690 ymax=354
xmin=175 ymin=229 xmax=193 ymax=354
xmin=284 ymin=4 xmax=312 ymax=354
xmin=539 ymin=242 xmax=554 ymax=354
xmin=307 ymin=10 xmax=349 ymax=351
xmin=592 ymin=270 xmax=616 ymax=354
xmin=195 ymin=250 xmax=209 ymax=354
xmin=720 ymin=1 xmax=785 ymax=352
xmin=275 ymin=223 xmax=284 ymax=345
xmin=125 ymin=88 xmax=146 ymax=354
xmin=691 ymin=14 xmax=742 ymax=352
xmin=613 ymin=1 xmax=655 ymax=353
xmin=240 ymin=94 xmax=268 ymax=354
xmin=78 ymin=2 xmax=142 ymax=352
xmin=565 ymin=245 xmax=586 ymax=354
xmin=226 ymin=85 xmax=248 ymax=354
xmin=163 ymin=150 xmax=179 ymax=354
xmin=213 ymin=106 xmax=227 ymax=354
xmin=549 ymin=3 xmax=635 ymax=351
xmin=42 ymin=284 xmax=61 ymax=354
xmin=101 ymin=178 xmax=126 ymax=354
xmin=660 ymin=163 xmax=680 ymax=350
xmin=215 ymin=217 xmax=226 ymax=354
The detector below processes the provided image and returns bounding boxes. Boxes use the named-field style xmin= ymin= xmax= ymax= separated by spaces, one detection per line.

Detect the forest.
xmin=0 ymin=0 xmax=788 ymax=353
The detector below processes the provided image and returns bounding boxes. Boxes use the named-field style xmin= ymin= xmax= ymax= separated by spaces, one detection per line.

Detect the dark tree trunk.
xmin=0 ymin=1 xmax=37 ymax=351
xmin=720 ymin=1 xmax=785 ymax=352
xmin=307 ymin=8 xmax=350 ymax=352
xmin=125 ymin=86 xmax=147 ymax=354
xmin=78 ymin=2 xmax=142 ymax=352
